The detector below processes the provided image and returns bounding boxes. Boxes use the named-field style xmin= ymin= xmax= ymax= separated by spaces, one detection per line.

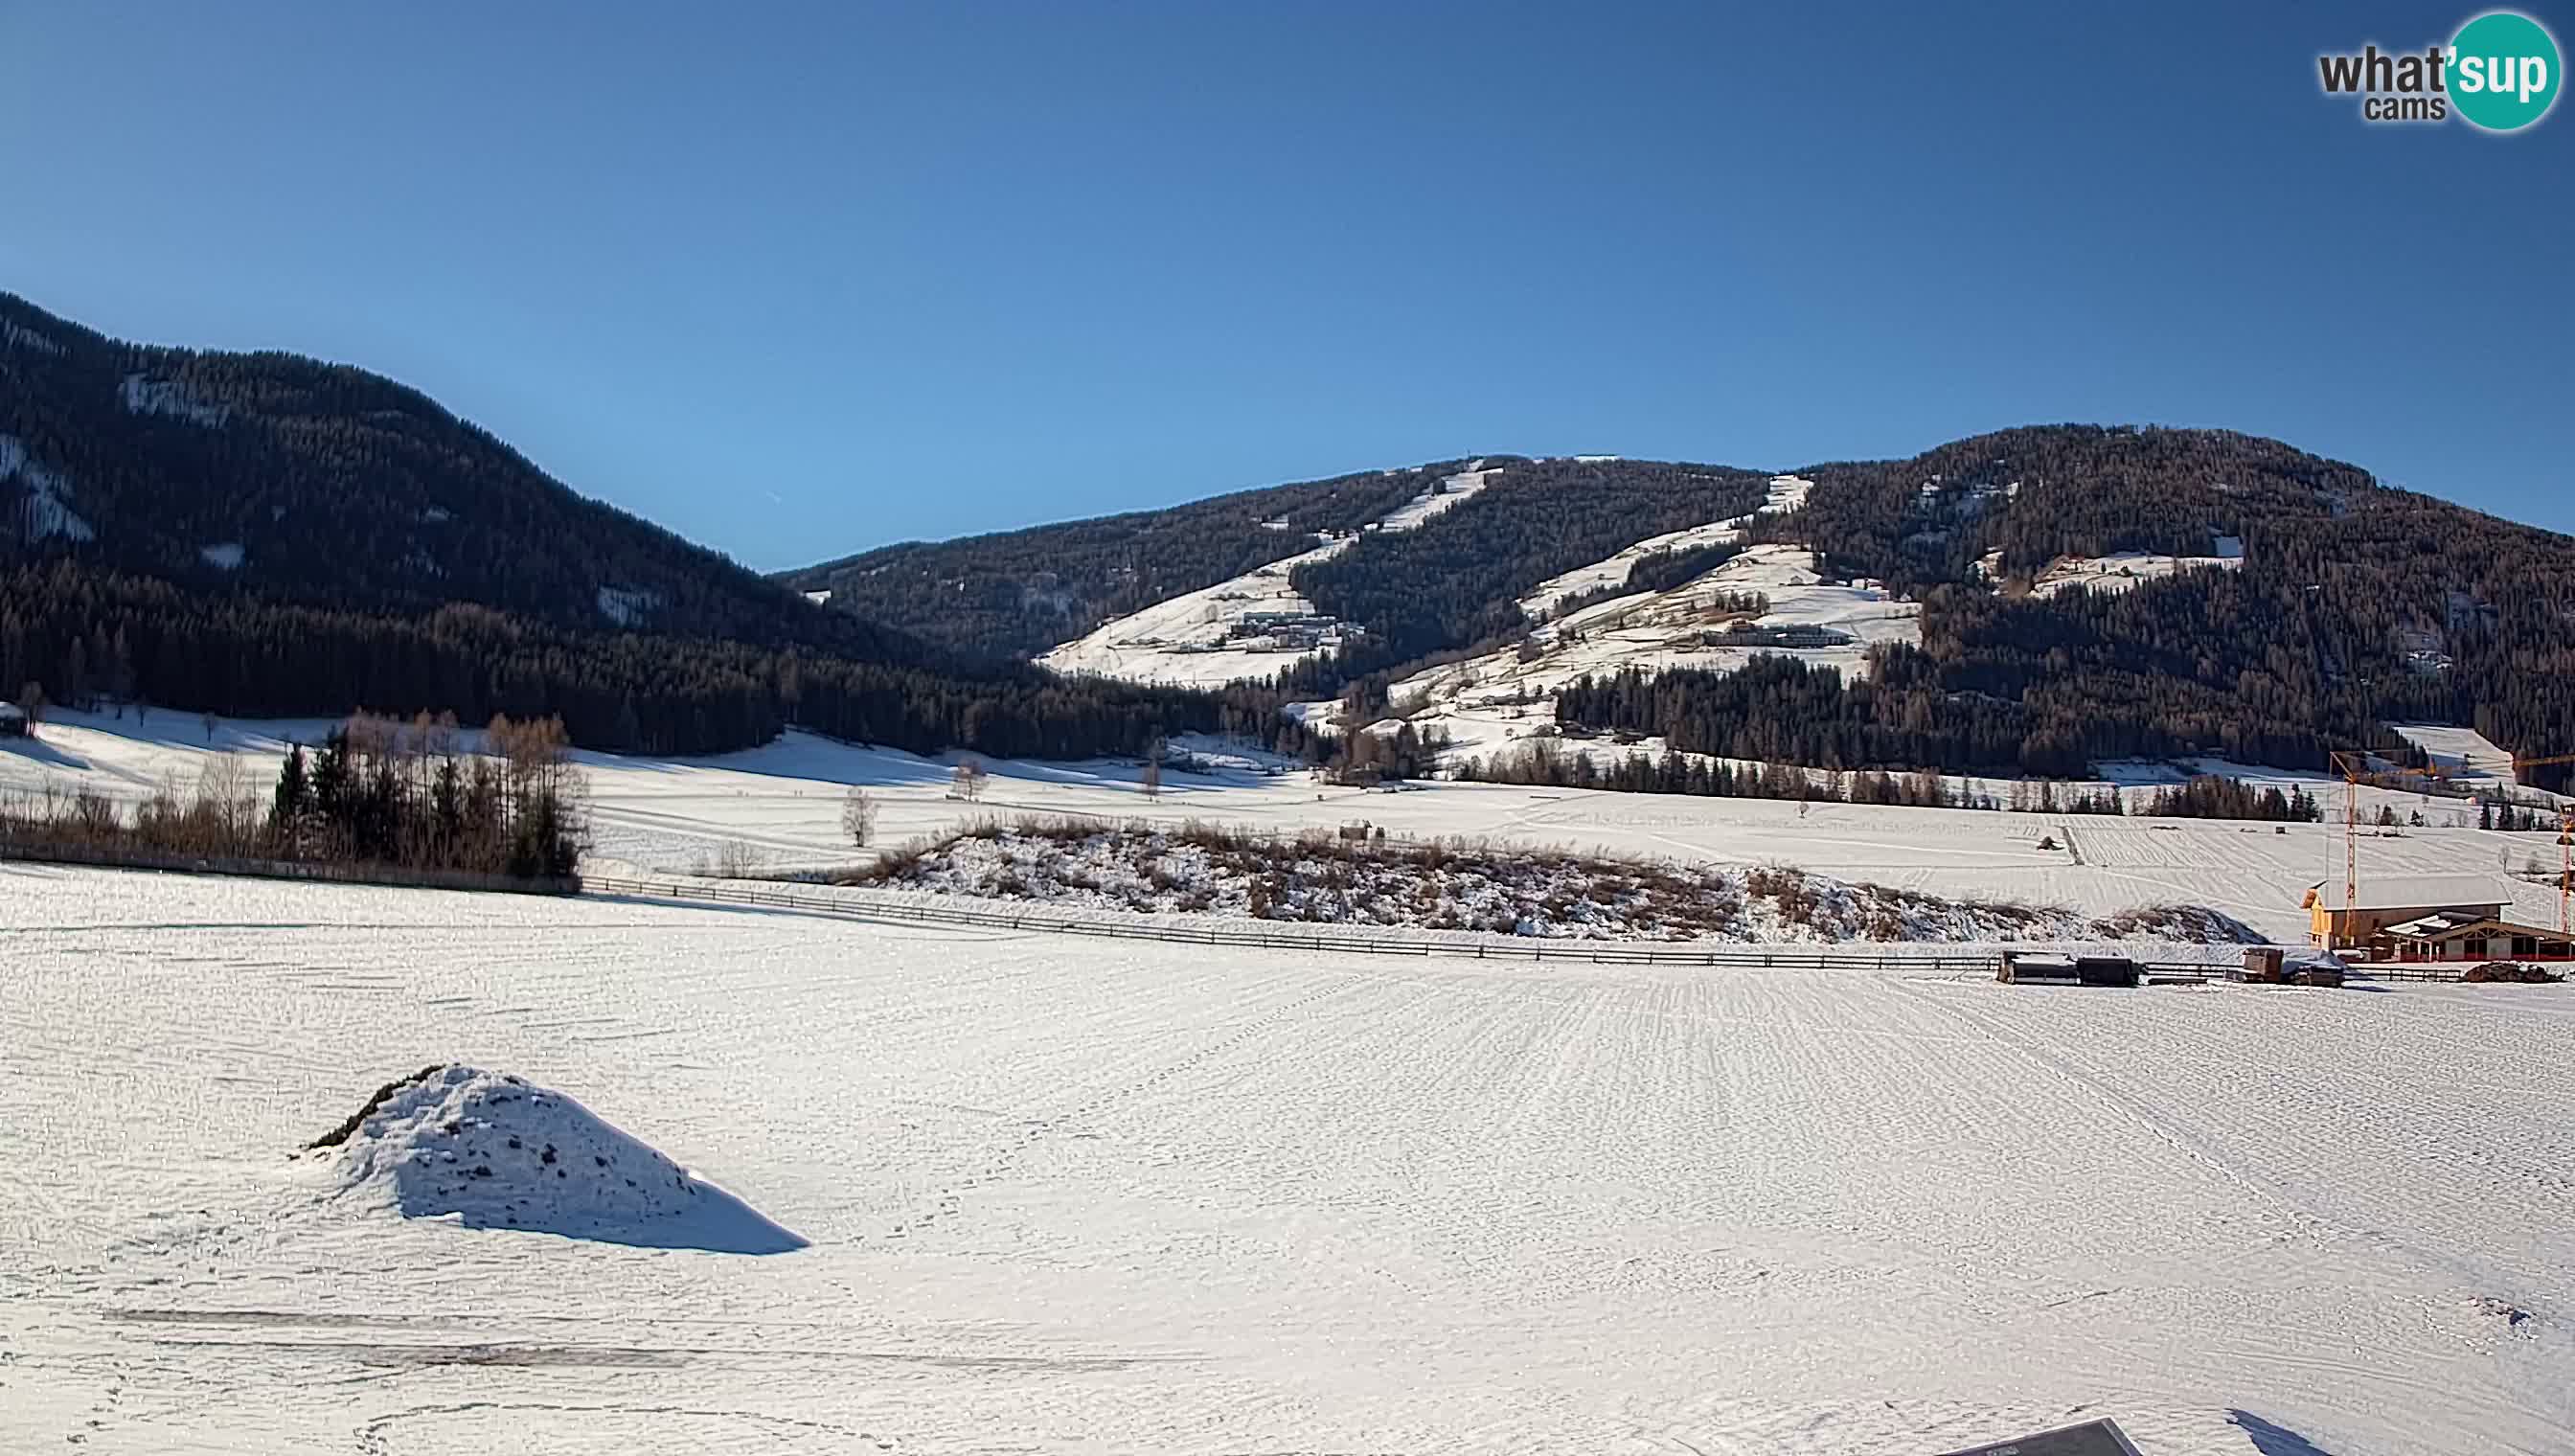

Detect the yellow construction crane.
xmin=2328 ymin=748 xmax=2575 ymax=945
xmin=2509 ymin=752 xmax=2575 ymax=942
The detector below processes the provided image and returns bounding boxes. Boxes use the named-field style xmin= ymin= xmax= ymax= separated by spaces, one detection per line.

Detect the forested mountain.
xmin=0 ymin=292 xmax=1242 ymax=758
xmin=10 ymin=284 xmax=2565 ymax=783
xmin=779 ymin=466 xmax=1438 ymax=659
xmin=786 ymin=426 xmax=2575 ymax=785
xmin=1723 ymin=426 xmax=2575 ymax=783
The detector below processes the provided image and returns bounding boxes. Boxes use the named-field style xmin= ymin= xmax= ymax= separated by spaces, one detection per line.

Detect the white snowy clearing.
xmin=1515 ymin=473 xmax=1814 ymax=621
xmin=2391 ymin=721 xmax=2524 ymax=787
xmin=0 ymin=431 xmax=97 ymax=541
xmin=2 ymin=318 xmax=66 ymax=354
xmin=2031 ymin=535 xmax=2245 ymax=598
xmin=1395 ymin=542 xmax=1923 ymax=754
xmin=118 ymin=373 xmax=232 ymax=428
xmin=197 ymin=541 xmax=245 ymax=570
xmin=596 ymin=584 xmax=661 ymax=627
xmin=1036 ymin=465 xmax=1500 ymax=688
xmin=6 ymin=710 xmax=2567 ymax=946
xmin=4 ymin=864 xmax=2570 ymax=1454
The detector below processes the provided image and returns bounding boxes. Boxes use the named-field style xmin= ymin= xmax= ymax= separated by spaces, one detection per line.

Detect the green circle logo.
xmin=2450 ymin=11 xmax=2562 ymax=131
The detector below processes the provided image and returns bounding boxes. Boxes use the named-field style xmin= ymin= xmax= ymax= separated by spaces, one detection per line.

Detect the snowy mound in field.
xmin=866 ymin=823 xmax=2267 ymax=944
xmin=312 ymin=1065 xmax=805 ymax=1254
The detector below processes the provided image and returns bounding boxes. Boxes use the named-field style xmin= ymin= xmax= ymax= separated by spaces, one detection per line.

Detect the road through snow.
xmin=5 ymin=865 xmax=2571 ymax=1453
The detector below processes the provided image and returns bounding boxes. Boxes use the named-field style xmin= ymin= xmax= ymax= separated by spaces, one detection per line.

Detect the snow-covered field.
xmin=6 ymin=865 xmax=2571 ymax=1454
xmin=6 ymin=710 xmax=2566 ymax=944
xmin=2029 ymin=535 xmax=2245 ymax=598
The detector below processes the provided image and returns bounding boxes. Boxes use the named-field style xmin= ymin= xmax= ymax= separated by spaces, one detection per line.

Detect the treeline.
xmin=2138 ymin=775 xmax=2323 ymax=822
xmin=0 ymin=712 xmax=584 ymax=880
xmin=0 ymin=559 xmax=1260 ymax=759
xmin=271 ymin=714 xmax=582 ymax=876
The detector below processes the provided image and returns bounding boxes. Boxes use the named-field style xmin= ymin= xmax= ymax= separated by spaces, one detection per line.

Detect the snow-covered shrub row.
xmin=851 ymin=819 xmax=2261 ymax=944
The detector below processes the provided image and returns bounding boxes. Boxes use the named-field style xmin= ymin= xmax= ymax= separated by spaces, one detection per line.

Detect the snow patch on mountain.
xmin=120 ymin=374 xmax=231 ymax=428
xmin=2031 ymin=535 xmax=2245 ymax=598
xmin=1518 ymin=474 xmax=1814 ymax=620
xmin=1398 ymin=543 xmax=1920 ymax=734
xmin=0 ymin=433 xmax=95 ymax=541
xmin=1 ymin=319 xmax=65 ymax=354
xmin=311 ymin=1064 xmax=804 ymax=1253
xmin=1038 ymin=466 xmax=1504 ymax=688
xmin=1373 ymin=464 xmax=1498 ymax=532
xmin=597 ymin=584 xmax=662 ymax=626
xmin=199 ymin=542 xmax=245 ymax=570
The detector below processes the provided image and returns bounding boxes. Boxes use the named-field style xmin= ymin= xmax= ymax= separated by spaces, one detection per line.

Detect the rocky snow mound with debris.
xmin=310 ymin=1065 xmax=804 ymax=1253
xmin=864 ymin=823 xmax=2260 ymax=944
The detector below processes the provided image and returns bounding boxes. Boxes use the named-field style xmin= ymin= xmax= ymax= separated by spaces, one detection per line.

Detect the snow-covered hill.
xmin=1515 ymin=472 xmax=1812 ymax=620
xmin=1036 ymin=465 xmax=1500 ymax=687
xmin=1397 ymin=541 xmax=1922 ymax=738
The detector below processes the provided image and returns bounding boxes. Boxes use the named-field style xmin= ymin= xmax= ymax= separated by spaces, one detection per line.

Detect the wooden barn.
xmin=2302 ymin=875 xmax=2509 ymax=950
xmin=2376 ymin=910 xmax=2571 ymax=964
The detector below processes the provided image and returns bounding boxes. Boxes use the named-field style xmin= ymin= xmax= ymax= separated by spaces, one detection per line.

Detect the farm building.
xmin=2302 ymin=875 xmax=2508 ymax=950
xmin=2377 ymin=911 xmax=2572 ymax=964
xmin=0 ymin=701 xmax=26 ymax=738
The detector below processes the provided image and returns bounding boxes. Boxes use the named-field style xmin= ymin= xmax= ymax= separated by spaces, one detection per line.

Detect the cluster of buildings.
xmin=2305 ymin=874 xmax=2570 ymax=963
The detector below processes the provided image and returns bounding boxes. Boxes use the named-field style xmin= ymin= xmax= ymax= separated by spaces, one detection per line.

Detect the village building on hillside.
xmin=2303 ymin=875 xmax=2568 ymax=961
xmin=0 ymin=701 xmax=27 ymax=738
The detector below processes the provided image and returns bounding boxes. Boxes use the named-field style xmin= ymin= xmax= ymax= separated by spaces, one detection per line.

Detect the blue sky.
xmin=4 ymin=2 xmax=2569 ymax=569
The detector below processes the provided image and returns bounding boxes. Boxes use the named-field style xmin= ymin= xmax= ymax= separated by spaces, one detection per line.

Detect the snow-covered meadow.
xmin=5 ymin=709 xmax=2566 ymax=944
xmin=4 ymin=864 xmax=2570 ymax=1453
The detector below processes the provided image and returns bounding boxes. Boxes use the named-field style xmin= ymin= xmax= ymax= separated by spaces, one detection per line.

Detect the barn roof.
xmin=2383 ymin=913 xmax=2564 ymax=942
xmin=2304 ymin=874 xmax=2510 ymax=911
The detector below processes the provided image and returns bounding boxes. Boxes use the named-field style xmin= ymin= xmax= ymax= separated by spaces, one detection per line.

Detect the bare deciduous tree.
xmin=950 ymin=758 xmax=988 ymax=803
xmin=840 ymin=785 xmax=877 ymax=847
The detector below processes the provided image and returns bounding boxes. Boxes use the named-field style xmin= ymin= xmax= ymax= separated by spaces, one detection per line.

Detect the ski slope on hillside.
xmin=1515 ymin=472 xmax=1813 ymax=620
xmin=1393 ymin=542 xmax=1924 ymax=765
xmin=5 ymin=865 xmax=2570 ymax=1454
xmin=1035 ymin=465 xmax=1499 ymax=687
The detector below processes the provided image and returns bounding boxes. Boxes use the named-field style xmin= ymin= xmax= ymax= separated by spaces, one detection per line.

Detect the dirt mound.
xmin=313 ymin=1065 xmax=805 ymax=1254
